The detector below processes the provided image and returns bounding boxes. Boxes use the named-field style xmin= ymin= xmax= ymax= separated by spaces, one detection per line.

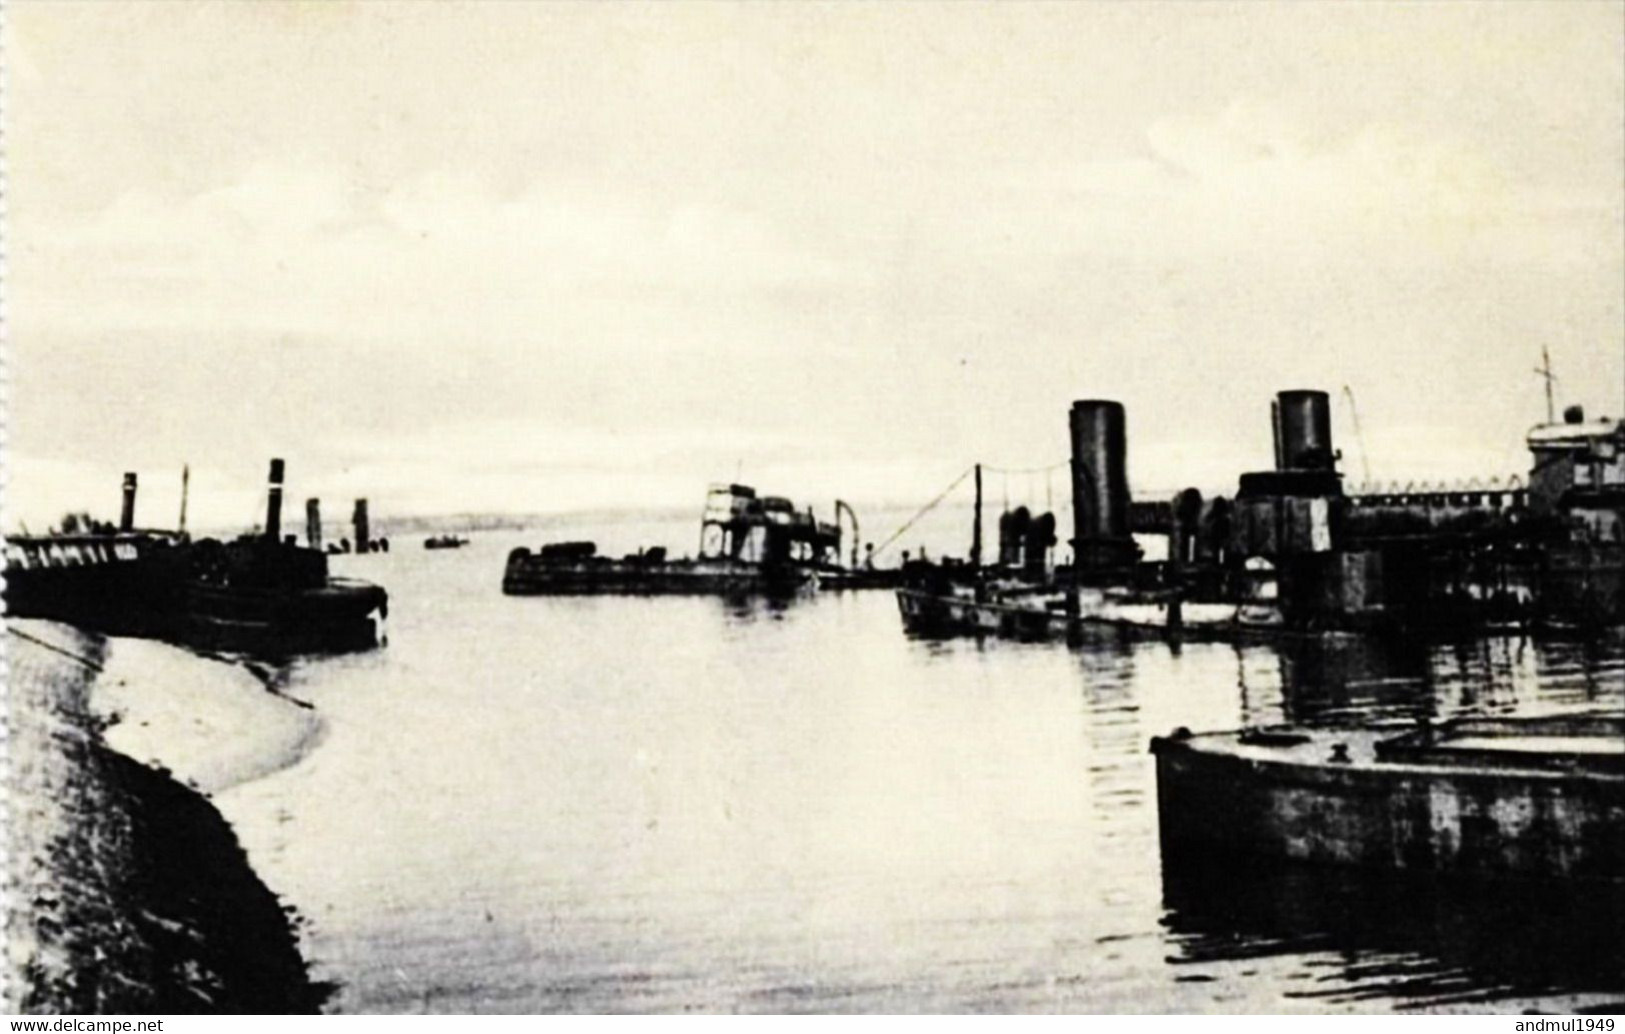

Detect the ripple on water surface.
xmin=202 ymin=527 xmax=1624 ymax=1013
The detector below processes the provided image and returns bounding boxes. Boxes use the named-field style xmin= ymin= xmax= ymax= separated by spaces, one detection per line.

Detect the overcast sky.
xmin=7 ymin=1 xmax=1623 ymax=532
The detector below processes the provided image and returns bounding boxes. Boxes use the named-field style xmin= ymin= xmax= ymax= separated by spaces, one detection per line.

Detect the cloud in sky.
xmin=6 ymin=2 xmax=1621 ymax=532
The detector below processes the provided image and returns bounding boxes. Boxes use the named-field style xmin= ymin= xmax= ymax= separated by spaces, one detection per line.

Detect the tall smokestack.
xmin=1024 ymin=511 xmax=1055 ymax=579
xmin=1271 ymin=398 xmax=1284 ymax=470
xmin=306 ymin=498 xmax=322 ymax=550
xmin=999 ymin=507 xmax=1031 ymax=567
xmin=353 ymin=499 xmax=370 ymax=555
xmin=1170 ymin=488 xmax=1203 ymax=569
xmin=1275 ymin=390 xmax=1334 ymax=471
xmin=1069 ymin=400 xmax=1135 ymax=572
xmin=119 ymin=473 xmax=137 ymax=532
xmin=265 ymin=459 xmax=285 ymax=541
xmin=178 ymin=465 xmax=190 ymax=535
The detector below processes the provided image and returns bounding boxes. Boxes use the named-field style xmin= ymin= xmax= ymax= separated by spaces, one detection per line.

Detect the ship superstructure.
xmin=502 ymin=484 xmax=839 ymax=597
xmin=4 ymin=461 xmax=388 ymax=657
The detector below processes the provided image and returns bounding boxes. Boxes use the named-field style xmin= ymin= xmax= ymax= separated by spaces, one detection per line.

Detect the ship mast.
xmin=971 ymin=463 xmax=983 ymax=569
xmin=1535 ymin=345 xmax=1557 ymax=424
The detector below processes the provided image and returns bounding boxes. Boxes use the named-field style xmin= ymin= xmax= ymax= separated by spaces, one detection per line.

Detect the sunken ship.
xmin=4 ymin=460 xmax=388 ymax=657
xmin=897 ymin=389 xmax=1625 ymax=640
xmin=503 ymin=483 xmax=842 ymax=596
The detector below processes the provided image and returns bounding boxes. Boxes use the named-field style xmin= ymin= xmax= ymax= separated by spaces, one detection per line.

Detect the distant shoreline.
xmin=152 ymin=498 xmax=976 ymax=543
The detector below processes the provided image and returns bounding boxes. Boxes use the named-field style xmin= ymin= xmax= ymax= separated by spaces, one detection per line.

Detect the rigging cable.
xmin=870 ymin=457 xmax=1069 ymax=561
xmin=979 ymin=459 xmax=1069 ymax=476
xmin=870 ymin=465 xmax=975 ymax=560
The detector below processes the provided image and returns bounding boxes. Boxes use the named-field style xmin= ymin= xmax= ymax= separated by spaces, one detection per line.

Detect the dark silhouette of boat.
xmin=503 ymin=484 xmax=838 ymax=597
xmin=1150 ymin=711 xmax=1624 ymax=884
xmin=423 ymin=534 xmax=470 ymax=550
xmin=898 ymin=388 xmax=1625 ymax=643
xmin=4 ymin=461 xmax=387 ymax=658
xmin=815 ymin=565 xmax=903 ymax=591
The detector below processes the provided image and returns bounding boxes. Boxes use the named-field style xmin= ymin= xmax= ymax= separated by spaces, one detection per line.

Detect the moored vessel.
xmin=1150 ymin=712 xmax=1624 ymax=884
xmin=896 ymin=387 xmax=1625 ymax=644
xmin=4 ymin=461 xmax=387 ymax=658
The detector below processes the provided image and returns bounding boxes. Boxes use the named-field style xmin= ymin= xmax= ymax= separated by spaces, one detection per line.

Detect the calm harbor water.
xmin=205 ymin=521 xmax=1624 ymax=1014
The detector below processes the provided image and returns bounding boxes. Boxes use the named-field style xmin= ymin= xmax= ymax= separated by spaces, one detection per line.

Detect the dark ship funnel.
xmin=1069 ymin=400 xmax=1135 ymax=570
xmin=119 ymin=473 xmax=137 ymax=532
xmin=1274 ymin=390 xmax=1334 ymax=471
xmin=265 ymin=459 xmax=285 ymax=541
xmin=1170 ymin=487 xmax=1203 ymax=568
xmin=999 ymin=507 xmax=1031 ymax=567
xmin=353 ymin=499 xmax=370 ymax=555
xmin=1024 ymin=511 xmax=1056 ymax=578
xmin=306 ymin=498 xmax=322 ymax=550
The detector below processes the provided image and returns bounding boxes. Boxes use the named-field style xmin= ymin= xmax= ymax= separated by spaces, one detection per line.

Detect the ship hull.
xmin=181 ymin=578 xmax=387 ymax=655
xmin=816 ymin=568 xmax=904 ymax=591
xmin=3 ymin=559 xmax=168 ymax=638
xmin=894 ymin=587 xmax=1069 ymax=640
xmin=6 ymin=569 xmax=386 ymax=658
xmin=1150 ymin=718 xmax=1625 ymax=884
xmin=1542 ymin=543 xmax=1625 ymax=630
xmin=894 ymin=586 xmax=1322 ymax=644
xmin=5 ymin=539 xmax=387 ymax=658
xmin=502 ymin=555 xmax=813 ymax=597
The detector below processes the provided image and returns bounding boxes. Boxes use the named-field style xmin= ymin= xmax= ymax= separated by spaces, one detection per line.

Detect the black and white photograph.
xmin=3 ymin=0 xmax=1623 ymax=1017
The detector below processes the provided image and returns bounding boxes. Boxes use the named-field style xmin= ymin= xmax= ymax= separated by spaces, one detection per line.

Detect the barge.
xmin=503 ymin=484 xmax=837 ymax=597
xmin=894 ymin=581 xmax=1302 ymax=642
xmin=4 ymin=461 xmax=387 ymax=658
xmin=1149 ymin=712 xmax=1625 ymax=884
xmin=503 ymin=542 xmax=814 ymax=596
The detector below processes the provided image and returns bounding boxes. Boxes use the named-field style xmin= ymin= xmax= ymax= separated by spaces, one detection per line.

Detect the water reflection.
xmin=1258 ymin=633 xmax=1625 ymax=726
xmin=1160 ymin=859 xmax=1625 ymax=1012
xmin=1272 ymin=635 xmax=1435 ymax=724
xmin=213 ymin=535 xmax=1624 ymax=1014
xmin=1159 ymin=630 xmax=1625 ymax=1012
xmin=717 ymin=593 xmax=801 ymax=624
xmin=1079 ymin=648 xmax=1147 ymax=935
